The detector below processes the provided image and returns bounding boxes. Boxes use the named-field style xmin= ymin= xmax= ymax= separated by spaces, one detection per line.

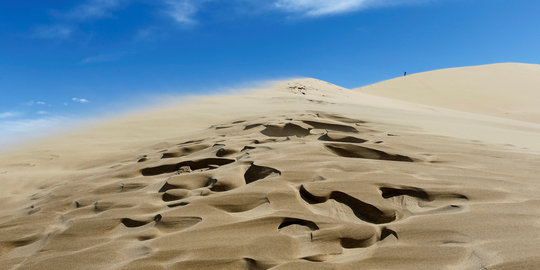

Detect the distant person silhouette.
xmin=404 ymin=72 xmax=407 ymax=76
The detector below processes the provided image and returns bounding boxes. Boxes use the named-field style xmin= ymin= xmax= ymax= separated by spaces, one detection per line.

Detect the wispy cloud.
xmin=0 ymin=117 xmax=66 ymax=135
xmin=32 ymin=0 xmax=123 ymax=39
xmin=161 ymin=0 xmax=434 ymax=24
xmin=72 ymin=97 xmax=90 ymax=103
xmin=164 ymin=0 xmax=202 ymax=25
xmin=31 ymin=24 xmax=74 ymax=39
xmin=274 ymin=0 xmax=433 ymax=16
xmin=30 ymin=0 xmax=436 ymax=40
xmin=26 ymin=100 xmax=47 ymax=106
xmin=0 ymin=116 xmax=73 ymax=151
xmin=79 ymin=51 xmax=128 ymax=64
xmin=135 ymin=28 xmax=154 ymax=40
xmin=54 ymin=0 xmax=124 ymax=21
xmin=0 ymin=112 xmax=20 ymax=119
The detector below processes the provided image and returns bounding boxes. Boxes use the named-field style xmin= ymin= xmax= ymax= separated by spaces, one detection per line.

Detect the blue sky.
xmin=1 ymin=0 xmax=539 ymax=148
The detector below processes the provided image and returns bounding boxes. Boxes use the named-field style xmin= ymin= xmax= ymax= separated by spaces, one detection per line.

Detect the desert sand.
xmin=1 ymin=63 xmax=540 ymax=269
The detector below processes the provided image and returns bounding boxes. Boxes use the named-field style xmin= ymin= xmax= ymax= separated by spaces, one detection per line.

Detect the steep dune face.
xmin=1 ymin=73 xmax=540 ymax=269
xmin=358 ymin=63 xmax=540 ymax=124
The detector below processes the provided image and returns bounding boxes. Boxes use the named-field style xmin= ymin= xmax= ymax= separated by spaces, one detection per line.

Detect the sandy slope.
xmin=358 ymin=63 xmax=540 ymax=124
xmin=1 ymin=65 xmax=540 ymax=270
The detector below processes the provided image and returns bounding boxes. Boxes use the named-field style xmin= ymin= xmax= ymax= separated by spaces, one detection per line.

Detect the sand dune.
xmin=358 ymin=63 xmax=540 ymax=124
xmin=1 ymin=65 xmax=540 ymax=269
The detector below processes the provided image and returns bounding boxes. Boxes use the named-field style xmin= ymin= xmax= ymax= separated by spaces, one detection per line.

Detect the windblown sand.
xmin=1 ymin=63 xmax=540 ymax=269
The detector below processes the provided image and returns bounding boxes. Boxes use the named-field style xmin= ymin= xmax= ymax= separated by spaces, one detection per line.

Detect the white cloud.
xmin=273 ymin=0 xmax=432 ymax=16
xmin=72 ymin=97 xmax=90 ymax=103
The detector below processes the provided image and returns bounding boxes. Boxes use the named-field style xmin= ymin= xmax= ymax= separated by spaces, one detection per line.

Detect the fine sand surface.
xmin=1 ymin=63 xmax=540 ymax=269
xmin=358 ymin=63 xmax=540 ymax=124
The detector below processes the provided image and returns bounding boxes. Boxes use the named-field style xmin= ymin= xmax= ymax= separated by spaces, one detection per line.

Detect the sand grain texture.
xmin=1 ymin=64 xmax=540 ymax=269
